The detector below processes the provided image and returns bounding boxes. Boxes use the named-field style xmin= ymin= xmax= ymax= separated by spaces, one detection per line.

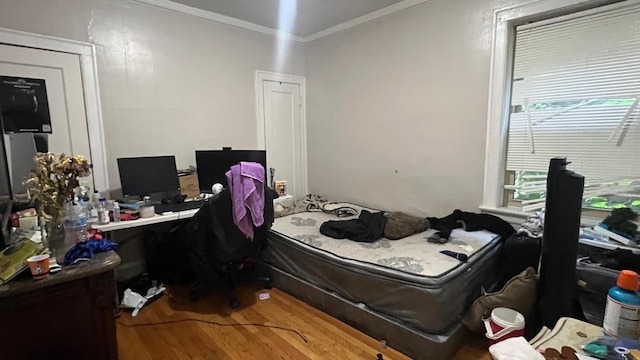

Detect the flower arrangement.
xmin=24 ymin=153 xmax=91 ymax=225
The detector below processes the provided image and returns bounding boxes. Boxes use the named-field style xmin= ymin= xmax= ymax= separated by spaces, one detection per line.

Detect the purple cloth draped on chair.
xmin=225 ymin=162 xmax=265 ymax=240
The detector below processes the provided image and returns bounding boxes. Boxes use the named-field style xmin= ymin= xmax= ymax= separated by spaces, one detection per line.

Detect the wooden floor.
xmin=116 ymin=284 xmax=492 ymax=359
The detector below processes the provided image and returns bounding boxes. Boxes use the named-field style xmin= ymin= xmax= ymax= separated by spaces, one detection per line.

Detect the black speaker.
xmin=539 ymin=157 xmax=585 ymax=328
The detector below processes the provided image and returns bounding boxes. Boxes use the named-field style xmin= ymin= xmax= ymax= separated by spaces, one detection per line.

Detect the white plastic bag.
xmin=121 ymin=288 xmax=147 ymax=317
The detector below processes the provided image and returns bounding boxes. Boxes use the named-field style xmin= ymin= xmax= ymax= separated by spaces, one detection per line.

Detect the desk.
xmin=90 ymin=209 xmax=199 ymax=281
xmin=91 ymin=195 xmax=288 ymax=232
xmin=0 ymin=251 xmax=120 ymax=360
xmin=90 ymin=208 xmax=199 ymax=232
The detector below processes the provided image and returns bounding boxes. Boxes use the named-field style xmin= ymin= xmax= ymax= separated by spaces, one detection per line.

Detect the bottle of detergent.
xmin=603 ymin=270 xmax=640 ymax=339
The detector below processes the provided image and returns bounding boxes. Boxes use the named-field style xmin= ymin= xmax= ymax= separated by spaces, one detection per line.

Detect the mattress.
xmin=263 ymin=206 xmax=504 ymax=334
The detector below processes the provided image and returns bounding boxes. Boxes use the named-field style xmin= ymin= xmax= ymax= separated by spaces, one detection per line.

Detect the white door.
xmin=0 ymin=43 xmax=93 ymax=195
xmin=261 ymin=80 xmax=306 ymax=200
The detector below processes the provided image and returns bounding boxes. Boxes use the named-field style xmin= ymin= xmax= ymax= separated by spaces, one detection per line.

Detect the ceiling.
xmin=168 ymin=0 xmax=407 ymax=38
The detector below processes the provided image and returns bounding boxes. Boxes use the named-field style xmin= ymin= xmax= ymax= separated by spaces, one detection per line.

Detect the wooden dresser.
xmin=0 ymin=251 xmax=121 ymax=360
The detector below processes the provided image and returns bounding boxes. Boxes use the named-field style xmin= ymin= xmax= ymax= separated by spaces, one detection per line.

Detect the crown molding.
xmin=302 ymin=0 xmax=430 ymax=42
xmin=132 ymin=0 xmax=304 ymax=42
xmin=132 ymin=0 xmax=430 ymax=43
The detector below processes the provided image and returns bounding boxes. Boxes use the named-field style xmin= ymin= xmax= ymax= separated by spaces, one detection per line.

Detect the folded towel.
xmin=226 ymin=162 xmax=265 ymax=239
xmin=489 ymin=337 xmax=544 ymax=360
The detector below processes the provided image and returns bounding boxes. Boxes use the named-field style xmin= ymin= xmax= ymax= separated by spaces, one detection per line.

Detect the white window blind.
xmin=505 ymin=0 xmax=640 ymax=211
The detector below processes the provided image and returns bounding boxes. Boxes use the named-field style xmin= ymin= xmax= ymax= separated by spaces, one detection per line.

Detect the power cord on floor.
xmin=116 ymin=318 xmax=308 ymax=343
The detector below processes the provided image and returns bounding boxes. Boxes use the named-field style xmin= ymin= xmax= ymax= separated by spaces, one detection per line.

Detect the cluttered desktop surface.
xmin=114 ymin=155 xmax=203 ymax=217
xmin=2 ymin=149 xmax=270 ymax=238
xmin=101 ymin=149 xmax=268 ymax=223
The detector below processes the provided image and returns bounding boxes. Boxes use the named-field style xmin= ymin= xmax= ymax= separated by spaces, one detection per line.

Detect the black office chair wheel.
xmin=189 ymin=284 xmax=202 ymax=301
xmin=230 ymin=298 xmax=240 ymax=309
xmin=228 ymin=287 xmax=240 ymax=309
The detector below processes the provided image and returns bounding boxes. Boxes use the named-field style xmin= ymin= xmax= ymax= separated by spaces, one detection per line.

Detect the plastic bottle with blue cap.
xmin=603 ymin=270 xmax=640 ymax=339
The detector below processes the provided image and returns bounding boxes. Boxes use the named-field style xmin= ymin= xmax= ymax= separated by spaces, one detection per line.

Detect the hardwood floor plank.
xmin=265 ymin=292 xmax=402 ymax=360
xmin=116 ymin=326 xmax=154 ymax=360
xmin=117 ymin=283 xmax=491 ymax=360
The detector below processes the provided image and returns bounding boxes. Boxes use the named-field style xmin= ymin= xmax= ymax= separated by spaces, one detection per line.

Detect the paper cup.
xmin=139 ymin=206 xmax=155 ymax=218
xmin=27 ymin=254 xmax=50 ymax=280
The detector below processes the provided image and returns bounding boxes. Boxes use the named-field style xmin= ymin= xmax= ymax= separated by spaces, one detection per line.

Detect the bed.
xmin=261 ymin=205 xmax=504 ymax=359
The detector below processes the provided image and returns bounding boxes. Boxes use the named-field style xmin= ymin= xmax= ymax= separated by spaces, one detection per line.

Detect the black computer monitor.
xmin=195 ymin=149 xmax=267 ymax=192
xmin=117 ymin=156 xmax=180 ymax=198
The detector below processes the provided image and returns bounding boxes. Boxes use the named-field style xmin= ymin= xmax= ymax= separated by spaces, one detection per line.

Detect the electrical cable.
xmin=116 ymin=318 xmax=308 ymax=343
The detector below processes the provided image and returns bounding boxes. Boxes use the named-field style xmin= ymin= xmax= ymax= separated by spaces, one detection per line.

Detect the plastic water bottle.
xmin=63 ymin=202 xmax=88 ymax=244
xmin=89 ymin=190 xmax=100 ymax=218
xmin=603 ymin=270 xmax=640 ymax=339
xmin=113 ymin=202 xmax=121 ymax=222
xmin=97 ymin=197 xmax=110 ymax=225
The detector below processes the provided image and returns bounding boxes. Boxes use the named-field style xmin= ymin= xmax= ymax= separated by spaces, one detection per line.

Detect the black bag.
xmin=503 ymin=233 xmax=542 ymax=283
xmin=575 ymin=258 xmax=618 ymax=325
xmin=575 ymin=249 xmax=640 ymax=325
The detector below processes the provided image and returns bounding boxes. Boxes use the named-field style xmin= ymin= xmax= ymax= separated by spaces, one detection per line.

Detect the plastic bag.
xmin=120 ymin=284 xmax=166 ymax=317
xmin=581 ymin=336 xmax=640 ymax=359
xmin=121 ymin=288 xmax=147 ymax=317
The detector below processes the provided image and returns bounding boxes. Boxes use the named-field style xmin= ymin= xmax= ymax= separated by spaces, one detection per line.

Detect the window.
xmin=489 ymin=0 xmax=640 ymax=214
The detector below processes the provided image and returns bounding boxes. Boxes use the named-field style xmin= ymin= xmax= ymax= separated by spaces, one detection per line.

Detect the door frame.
xmin=254 ymin=70 xmax=308 ymax=196
xmin=0 ymin=27 xmax=109 ymax=192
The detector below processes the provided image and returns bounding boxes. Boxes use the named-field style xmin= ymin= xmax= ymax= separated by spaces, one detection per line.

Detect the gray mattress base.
xmin=265 ymin=230 xmax=503 ymax=334
xmin=265 ymin=264 xmax=468 ymax=360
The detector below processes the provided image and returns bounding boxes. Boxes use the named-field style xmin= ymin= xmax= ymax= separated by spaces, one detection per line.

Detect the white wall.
xmin=0 ymin=0 xmax=305 ymax=189
xmin=305 ymin=0 xmax=526 ymax=217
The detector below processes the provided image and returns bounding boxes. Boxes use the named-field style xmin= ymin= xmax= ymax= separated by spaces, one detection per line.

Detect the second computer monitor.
xmin=195 ymin=149 xmax=267 ymax=192
xmin=117 ymin=155 xmax=180 ymax=198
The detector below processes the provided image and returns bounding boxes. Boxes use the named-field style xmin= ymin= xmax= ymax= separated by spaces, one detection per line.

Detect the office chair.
xmin=185 ymin=185 xmax=277 ymax=308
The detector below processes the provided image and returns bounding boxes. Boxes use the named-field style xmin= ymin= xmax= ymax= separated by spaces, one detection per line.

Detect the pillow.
xmin=462 ymin=267 xmax=537 ymax=334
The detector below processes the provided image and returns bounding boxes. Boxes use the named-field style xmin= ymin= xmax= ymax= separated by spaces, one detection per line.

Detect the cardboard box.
xmin=274 ymin=180 xmax=287 ymax=196
xmin=179 ymin=173 xmax=200 ymax=200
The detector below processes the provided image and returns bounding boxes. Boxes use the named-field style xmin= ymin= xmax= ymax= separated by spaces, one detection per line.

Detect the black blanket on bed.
xmin=427 ymin=209 xmax=515 ymax=243
xmin=319 ymin=210 xmax=387 ymax=243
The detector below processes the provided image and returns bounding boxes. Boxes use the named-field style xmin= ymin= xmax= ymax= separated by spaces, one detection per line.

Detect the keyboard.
xmin=154 ymin=200 xmax=205 ymax=214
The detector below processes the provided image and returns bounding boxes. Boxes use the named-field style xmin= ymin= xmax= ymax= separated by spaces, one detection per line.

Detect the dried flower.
xmin=24 ymin=152 xmax=91 ymax=224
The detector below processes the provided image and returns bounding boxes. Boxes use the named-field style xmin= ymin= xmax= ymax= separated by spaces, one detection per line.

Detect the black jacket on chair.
xmin=187 ymin=186 xmax=277 ymax=266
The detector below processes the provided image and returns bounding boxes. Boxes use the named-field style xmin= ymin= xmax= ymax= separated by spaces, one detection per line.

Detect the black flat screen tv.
xmin=195 ymin=149 xmax=267 ymax=192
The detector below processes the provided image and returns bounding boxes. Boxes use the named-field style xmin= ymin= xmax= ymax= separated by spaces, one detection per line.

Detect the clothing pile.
xmin=426 ymin=209 xmax=515 ymax=244
xmin=306 ymin=195 xmax=514 ymax=245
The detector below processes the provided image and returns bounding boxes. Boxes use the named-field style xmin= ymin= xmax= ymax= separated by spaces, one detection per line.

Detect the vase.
xmin=43 ymin=220 xmax=67 ymax=264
